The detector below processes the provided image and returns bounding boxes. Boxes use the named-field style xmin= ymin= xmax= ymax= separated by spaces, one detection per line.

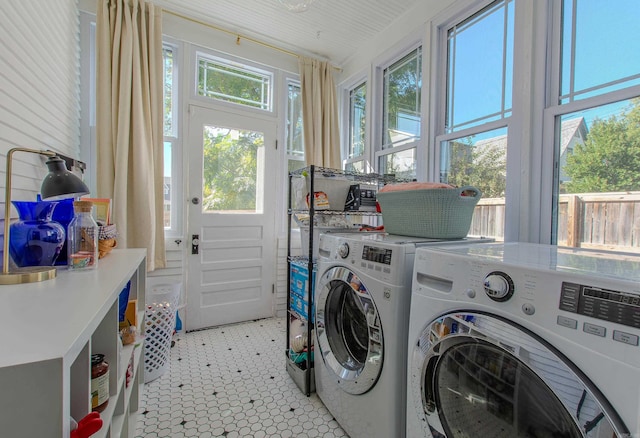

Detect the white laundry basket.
xmin=144 ymin=280 xmax=181 ymax=383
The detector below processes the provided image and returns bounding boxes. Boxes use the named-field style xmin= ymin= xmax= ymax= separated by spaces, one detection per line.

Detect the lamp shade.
xmin=40 ymin=156 xmax=90 ymax=200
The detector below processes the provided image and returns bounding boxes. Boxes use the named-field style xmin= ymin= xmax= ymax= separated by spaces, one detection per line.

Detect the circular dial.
xmin=337 ymin=242 xmax=350 ymax=259
xmin=483 ymin=271 xmax=515 ymax=302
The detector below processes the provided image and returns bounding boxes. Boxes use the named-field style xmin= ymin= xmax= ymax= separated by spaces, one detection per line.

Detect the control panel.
xmin=362 ymin=245 xmax=393 ymax=265
xmin=559 ymin=282 xmax=640 ymax=329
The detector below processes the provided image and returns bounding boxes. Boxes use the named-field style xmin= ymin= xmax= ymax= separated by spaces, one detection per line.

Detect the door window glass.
xmin=202 ymin=125 xmax=264 ymax=213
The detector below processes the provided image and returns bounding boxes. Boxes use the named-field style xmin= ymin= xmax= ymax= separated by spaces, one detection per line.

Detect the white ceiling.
xmin=155 ymin=0 xmax=423 ymax=66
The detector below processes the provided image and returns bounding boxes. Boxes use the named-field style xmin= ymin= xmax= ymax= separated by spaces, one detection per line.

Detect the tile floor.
xmin=135 ymin=317 xmax=347 ymax=438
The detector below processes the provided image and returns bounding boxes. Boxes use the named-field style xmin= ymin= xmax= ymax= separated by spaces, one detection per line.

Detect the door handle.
xmin=191 ymin=197 xmax=200 ymax=205
xmin=192 ymin=234 xmax=200 ymax=254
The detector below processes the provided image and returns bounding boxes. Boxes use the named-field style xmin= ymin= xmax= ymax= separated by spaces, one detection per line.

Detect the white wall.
xmin=337 ymin=0 xmax=456 ymax=81
xmin=0 ymin=1 xmax=82 ymax=223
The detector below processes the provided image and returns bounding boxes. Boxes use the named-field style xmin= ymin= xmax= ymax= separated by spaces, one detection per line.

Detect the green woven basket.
xmin=377 ymin=186 xmax=482 ymax=238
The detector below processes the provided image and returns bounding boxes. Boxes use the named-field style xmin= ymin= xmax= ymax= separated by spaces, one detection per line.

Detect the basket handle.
xmin=458 ymin=186 xmax=482 ymax=200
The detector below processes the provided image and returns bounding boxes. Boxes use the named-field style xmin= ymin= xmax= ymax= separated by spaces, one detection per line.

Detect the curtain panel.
xmin=96 ymin=0 xmax=165 ymax=271
xmin=298 ymin=57 xmax=341 ymax=169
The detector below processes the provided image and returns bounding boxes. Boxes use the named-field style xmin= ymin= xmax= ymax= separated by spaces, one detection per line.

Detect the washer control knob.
xmin=522 ymin=303 xmax=535 ymax=315
xmin=483 ymin=271 xmax=515 ymax=302
xmin=466 ymin=289 xmax=476 ymax=299
xmin=337 ymin=242 xmax=350 ymax=259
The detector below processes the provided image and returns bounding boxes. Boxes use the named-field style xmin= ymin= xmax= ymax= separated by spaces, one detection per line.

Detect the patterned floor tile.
xmin=135 ymin=318 xmax=347 ymax=438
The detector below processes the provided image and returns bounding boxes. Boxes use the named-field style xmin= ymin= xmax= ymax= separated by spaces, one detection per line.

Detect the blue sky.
xmin=451 ymin=0 xmax=639 ymax=132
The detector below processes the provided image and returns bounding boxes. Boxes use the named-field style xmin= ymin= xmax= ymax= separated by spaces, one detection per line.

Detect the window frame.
xmin=541 ymin=0 xmax=640 ymax=243
xmin=430 ymin=0 xmax=529 ymax=242
xmin=373 ymin=38 xmax=425 ymax=180
xmin=162 ymin=39 xmax=184 ymax=238
xmin=191 ymin=47 xmax=276 ymax=116
xmin=284 ymin=78 xmax=305 ymax=171
xmin=341 ymin=72 xmax=370 ymax=173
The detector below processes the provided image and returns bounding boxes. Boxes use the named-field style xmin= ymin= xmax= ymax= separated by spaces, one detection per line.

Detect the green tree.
xmin=384 ymin=50 xmax=421 ymax=146
xmin=564 ymin=100 xmax=640 ymax=193
xmin=445 ymin=138 xmax=506 ymax=198
xmin=202 ymin=128 xmax=261 ymax=211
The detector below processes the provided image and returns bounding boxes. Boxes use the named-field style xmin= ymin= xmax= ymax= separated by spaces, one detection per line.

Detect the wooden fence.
xmin=469 ymin=192 xmax=640 ymax=253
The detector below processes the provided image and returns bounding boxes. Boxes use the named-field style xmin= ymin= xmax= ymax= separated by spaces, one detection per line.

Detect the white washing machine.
xmin=314 ymin=232 xmax=491 ymax=438
xmin=407 ymin=242 xmax=640 ymax=438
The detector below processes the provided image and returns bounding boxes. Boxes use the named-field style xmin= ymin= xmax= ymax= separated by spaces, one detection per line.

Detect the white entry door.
xmin=186 ymin=105 xmax=277 ymax=331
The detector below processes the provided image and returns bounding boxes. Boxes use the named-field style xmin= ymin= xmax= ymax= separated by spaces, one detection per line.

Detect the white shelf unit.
xmin=0 ymin=249 xmax=147 ymax=438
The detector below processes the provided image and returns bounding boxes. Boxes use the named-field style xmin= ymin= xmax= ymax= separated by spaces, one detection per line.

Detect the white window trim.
xmin=541 ymin=84 xmax=640 ymax=242
xmin=372 ymin=32 xmax=425 ymax=177
xmin=163 ymin=37 xmax=184 ymax=238
xmin=279 ymin=73 xmax=301 ymax=236
xmin=430 ymin=0 xmax=536 ymax=242
xmin=540 ymin=0 xmax=640 ymax=243
xmin=340 ymin=71 xmax=370 ymax=171
xmin=190 ymin=45 xmax=277 ymax=117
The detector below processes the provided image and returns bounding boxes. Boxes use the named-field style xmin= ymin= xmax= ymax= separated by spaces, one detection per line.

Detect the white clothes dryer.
xmin=315 ymin=232 xmax=491 ymax=438
xmin=407 ymin=242 xmax=640 ymax=438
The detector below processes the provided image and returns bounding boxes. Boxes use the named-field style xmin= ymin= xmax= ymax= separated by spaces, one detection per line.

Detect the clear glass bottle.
xmin=67 ymin=200 xmax=99 ymax=270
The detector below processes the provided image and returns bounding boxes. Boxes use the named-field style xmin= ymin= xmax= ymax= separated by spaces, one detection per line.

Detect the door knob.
xmin=192 ymin=234 xmax=200 ymax=255
xmin=191 ymin=197 xmax=200 ymax=205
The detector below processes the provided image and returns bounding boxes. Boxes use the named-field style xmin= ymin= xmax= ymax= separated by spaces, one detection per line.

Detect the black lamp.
xmin=1 ymin=148 xmax=90 ymax=285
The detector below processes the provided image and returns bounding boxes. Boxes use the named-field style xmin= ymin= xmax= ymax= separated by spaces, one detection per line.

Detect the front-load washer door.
xmin=409 ymin=312 xmax=629 ymax=438
xmin=316 ymin=266 xmax=383 ymax=395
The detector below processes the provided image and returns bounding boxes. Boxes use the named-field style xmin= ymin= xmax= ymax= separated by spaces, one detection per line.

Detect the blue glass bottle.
xmin=9 ymin=201 xmax=66 ymax=267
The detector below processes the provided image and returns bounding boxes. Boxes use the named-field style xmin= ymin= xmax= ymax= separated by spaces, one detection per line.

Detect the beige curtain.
xmin=298 ymin=57 xmax=341 ymax=169
xmin=96 ymin=0 xmax=165 ymax=271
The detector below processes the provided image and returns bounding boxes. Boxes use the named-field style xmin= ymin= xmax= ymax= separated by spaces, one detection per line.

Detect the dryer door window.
xmin=316 ymin=266 xmax=383 ymax=395
xmin=433 ymin=341 xmax=581 ymax=437
xmin=410 ymin=312 xmax=629 ymax=437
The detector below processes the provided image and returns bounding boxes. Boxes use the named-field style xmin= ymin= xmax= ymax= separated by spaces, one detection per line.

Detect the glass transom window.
xmin=197 ymin=54 xmax=273 ymax=111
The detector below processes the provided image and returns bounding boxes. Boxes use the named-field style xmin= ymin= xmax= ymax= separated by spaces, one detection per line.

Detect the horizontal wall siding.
xmin=0 ymin=0 xmax=81 ymax=220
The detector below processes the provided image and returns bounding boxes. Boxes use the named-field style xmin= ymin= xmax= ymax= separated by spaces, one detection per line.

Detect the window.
xmin=549 ymin=0 xmax=640 ymax=248
xmin=445 ymin=1 xmax=513 ymax=132
xmin=378 ymin=47 xmax=422 ymax=179
xmin=286 ymin=80 xmax=305 ymax=173
xmin=559 ymin=1 xmax=640 ymax=104
xmin=196 ymin=53 xmax=273 ymax=111
xmin=163 ymin=43 xmax=181 ymax=235
xmin=437 ymin=0 xmax=514 ymax=240
xmin=345 ymin=81 xmax=367 ymax=172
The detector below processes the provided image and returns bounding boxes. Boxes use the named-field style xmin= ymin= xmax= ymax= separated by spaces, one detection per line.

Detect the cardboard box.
xmin=119 ymin=299 xmax=138 ymax=329
xmin=290 ymin=261 xmax=315 ymax=321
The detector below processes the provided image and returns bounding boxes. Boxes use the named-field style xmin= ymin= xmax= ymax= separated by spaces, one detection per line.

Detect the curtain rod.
xmin=162 ymin=8 xmax=341 ymax=71
xmin=163 ymin=9 xmax=298 ymax=58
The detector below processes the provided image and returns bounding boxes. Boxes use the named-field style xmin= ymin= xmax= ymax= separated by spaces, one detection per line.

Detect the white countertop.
xmin=0 ymin=248 xmax=146 ymax=368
